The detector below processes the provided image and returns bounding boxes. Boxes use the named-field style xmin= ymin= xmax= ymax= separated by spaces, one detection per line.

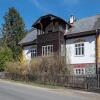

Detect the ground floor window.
xmin=75 ymin=68 xmax=85 ymax=75
xmin=42 ymin=45 xmax=53 ymax=56
xmin=31 ymin=48 xmax=37 ymax=58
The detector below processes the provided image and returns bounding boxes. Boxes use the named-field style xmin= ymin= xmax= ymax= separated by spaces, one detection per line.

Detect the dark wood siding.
xmin=37 ymin=31 xmax=65 ymax=56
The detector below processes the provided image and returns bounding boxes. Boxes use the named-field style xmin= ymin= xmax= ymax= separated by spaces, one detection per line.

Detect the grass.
xmin=2 ymin=78 xmax=64 ymax=89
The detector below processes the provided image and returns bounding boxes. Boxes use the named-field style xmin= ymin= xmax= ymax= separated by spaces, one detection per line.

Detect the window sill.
xmin=75 ymin=74 xmax=85 ymax=76
xmin=74 ymin=55 xmax=85 ymax=57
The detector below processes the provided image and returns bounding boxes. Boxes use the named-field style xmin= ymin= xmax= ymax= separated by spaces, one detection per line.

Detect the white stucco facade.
xmin=66 ymin=35 xmax=96 ymax=64
xmin=23 ymin=45 xmax=37 ymax=63
xmin=23 ymin=45 xmax=32 ymax=62
xmin=66 ymin=35 xmax=96 ymax=75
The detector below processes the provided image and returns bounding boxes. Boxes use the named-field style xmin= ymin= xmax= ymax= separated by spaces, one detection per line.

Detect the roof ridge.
xmin=28 ymin=28 xmax=36 ymax=33
xmin=67 ymin=14 xmax=100 ymax=35
xmin=76 ymin=14 xmax=100 ymax=22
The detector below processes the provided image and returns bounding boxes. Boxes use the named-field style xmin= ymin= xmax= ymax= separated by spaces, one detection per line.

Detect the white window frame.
xmin=75 ymin=42 xmax=84 ymax=56
xmin=30 ymin=48 xmax=37 ymax=59
xmin=42 ymin=45 xmax=53 ymax=56
xmin=75 ymin=68 xmax=85 ymax=75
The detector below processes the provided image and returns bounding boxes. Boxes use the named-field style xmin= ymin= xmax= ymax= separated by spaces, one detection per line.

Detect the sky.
xmin=0 ymin=0 xmax=100 ymax=30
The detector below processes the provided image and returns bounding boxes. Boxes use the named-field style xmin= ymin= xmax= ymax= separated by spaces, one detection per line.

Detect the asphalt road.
xmin=0 ymin=80 xmax=100 ymax=100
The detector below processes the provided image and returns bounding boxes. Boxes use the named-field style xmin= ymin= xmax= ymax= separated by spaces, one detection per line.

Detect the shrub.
xmin=30 ymin=56 xmax=70 ymax=75
xmin=0 ymin=47 xmax=13 ymax=71
xmin=5 ymin=62 xmax=29 ymax=75
xmin=6 ymin=55 xmax=70 ymax=75
xmin=5 ymin=55 xmax=71 ymax=84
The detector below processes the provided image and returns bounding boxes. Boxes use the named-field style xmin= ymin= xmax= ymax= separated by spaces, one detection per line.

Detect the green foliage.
xmin=0 ymin=47 xmax=13 ymax=71
xmin=2 ymin=7 xmax=26 ymax=61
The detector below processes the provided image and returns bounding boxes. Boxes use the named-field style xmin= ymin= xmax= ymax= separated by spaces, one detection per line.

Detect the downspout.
xmin=58 ymin=22 xmax=60 ymax=56
xmin=64 ymin=35 xmax=66 ymax=64
xmin=38 ymin=22 xmax=43 ymax=56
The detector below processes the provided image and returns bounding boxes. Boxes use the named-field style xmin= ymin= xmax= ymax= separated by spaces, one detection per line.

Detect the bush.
xmin=29 ymin=55 xmax=70 ymax=75
xmin=6 ymin=55 xmax=70 ymax=75
xmin=5 ymin=62 xmax=28 ymax=75
xmin=5 ymin=55 xmax=71 ymax=84
xmin=0 ymin=47 xmax=13 ymax=71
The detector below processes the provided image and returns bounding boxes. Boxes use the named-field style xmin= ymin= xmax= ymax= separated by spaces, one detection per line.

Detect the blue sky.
xmin=0 ymin=0 xmax=100 ymax=30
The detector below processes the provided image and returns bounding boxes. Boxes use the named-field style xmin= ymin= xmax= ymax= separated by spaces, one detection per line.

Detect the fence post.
xmin=97 ymin=74 xmax=100 ymax=88
xmin=85 ymin=76 xmax=88 ymax=91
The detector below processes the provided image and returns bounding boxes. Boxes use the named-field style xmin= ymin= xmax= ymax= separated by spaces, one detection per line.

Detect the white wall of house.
xmin=23 ymin=45 xmax=32 ymax=62
xmin=66 ymin=35 xmax=96 ymax=75
xmin=66 ymin=35 xmax=96 ymax=64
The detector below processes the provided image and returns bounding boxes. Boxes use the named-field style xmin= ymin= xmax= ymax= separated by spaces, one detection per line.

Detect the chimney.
xmin=69 ymin=15 xmax=75 ymax=25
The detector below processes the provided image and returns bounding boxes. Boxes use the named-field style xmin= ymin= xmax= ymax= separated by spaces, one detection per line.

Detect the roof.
xmin=32 ymin=14 xmax=71 ymax=28
xmin=19 ymin=28 xmax=37 ymax=45
xmin=66 ymin=14 xmax=100 ymax=36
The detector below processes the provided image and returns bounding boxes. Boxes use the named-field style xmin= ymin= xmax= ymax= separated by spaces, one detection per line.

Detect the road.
xmin=0 ymin=79 xmax=100 ymax=100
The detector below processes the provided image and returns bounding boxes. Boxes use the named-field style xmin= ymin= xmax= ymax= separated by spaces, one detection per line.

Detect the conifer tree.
xmin=2 ymin=7 xmax=26 ymax=61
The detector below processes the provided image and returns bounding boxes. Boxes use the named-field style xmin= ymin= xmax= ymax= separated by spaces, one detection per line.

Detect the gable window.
xmin=42 ymin=45 xmax=53 ymax=56
xmin=75 ymin=43 xmax=84 ymax=56
xmin=31 ymin=49 xmax=37 ymax=58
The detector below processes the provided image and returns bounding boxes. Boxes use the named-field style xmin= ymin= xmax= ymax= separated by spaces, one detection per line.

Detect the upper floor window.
xmin=75 ymin=43 xmax=84 ymax=56
xmin=31 ymin=49 xmax=37 ymax=58
xmin=42 ymin=45 xmax=53 ymax=56
xmin=37 ymin=29 xmax=44 ymax=35
xmin=59 ymin=25 xmax=65 ymax=31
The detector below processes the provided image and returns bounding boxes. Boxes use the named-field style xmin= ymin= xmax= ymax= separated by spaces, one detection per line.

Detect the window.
xmin=37 ymin=29 xmax=42 ymax=35
xmin=31 ymin=49 xmax=37 ymax=58
xmin=61 ymin=44 xmax=65 ymax=56
xmin=59 ymin=25 xmax=65 ymax=31
xmin=81 ymin=69 xmax=84 ymax=74
xmin=37 ymin=29 xmax=44 ymax=35
xmin=75 ymin=43 xmax=84 ymax=56
xmin=75 ymin=68 xmax=85 ymax=75
xmin=42 ymin=45 xmax=53 ymax=56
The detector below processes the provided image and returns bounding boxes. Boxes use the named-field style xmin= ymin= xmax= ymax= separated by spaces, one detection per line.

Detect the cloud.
xmin=29 ymin=0 xmax=80 ymax=14
xmin=62 ymin=0 xmax=80 ymax=6
xmin=30 ymin=0 xmax=42 ymax=9
xmin=30 ymin=0 xmax=46 ymax=10
xmin=29 ymin=0 xmax=52 ymax=13
xmin=30 ymin=0 xmax=80 ymax=8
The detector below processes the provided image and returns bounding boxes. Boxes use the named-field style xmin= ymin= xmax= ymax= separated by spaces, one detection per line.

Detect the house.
xmin=19 ymin=14 xmax=71 ymax=62
xmin=65 ymin=14 xmax=100 ymax=75
xmin=19 ymin=14 xmax=100 ymax=75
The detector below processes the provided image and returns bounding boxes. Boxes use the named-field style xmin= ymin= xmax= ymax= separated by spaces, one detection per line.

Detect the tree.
xmin=2 ymin=7 xmax=26 ymax=61
xmin=0 ymin=46 xmax=13 ymax=71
